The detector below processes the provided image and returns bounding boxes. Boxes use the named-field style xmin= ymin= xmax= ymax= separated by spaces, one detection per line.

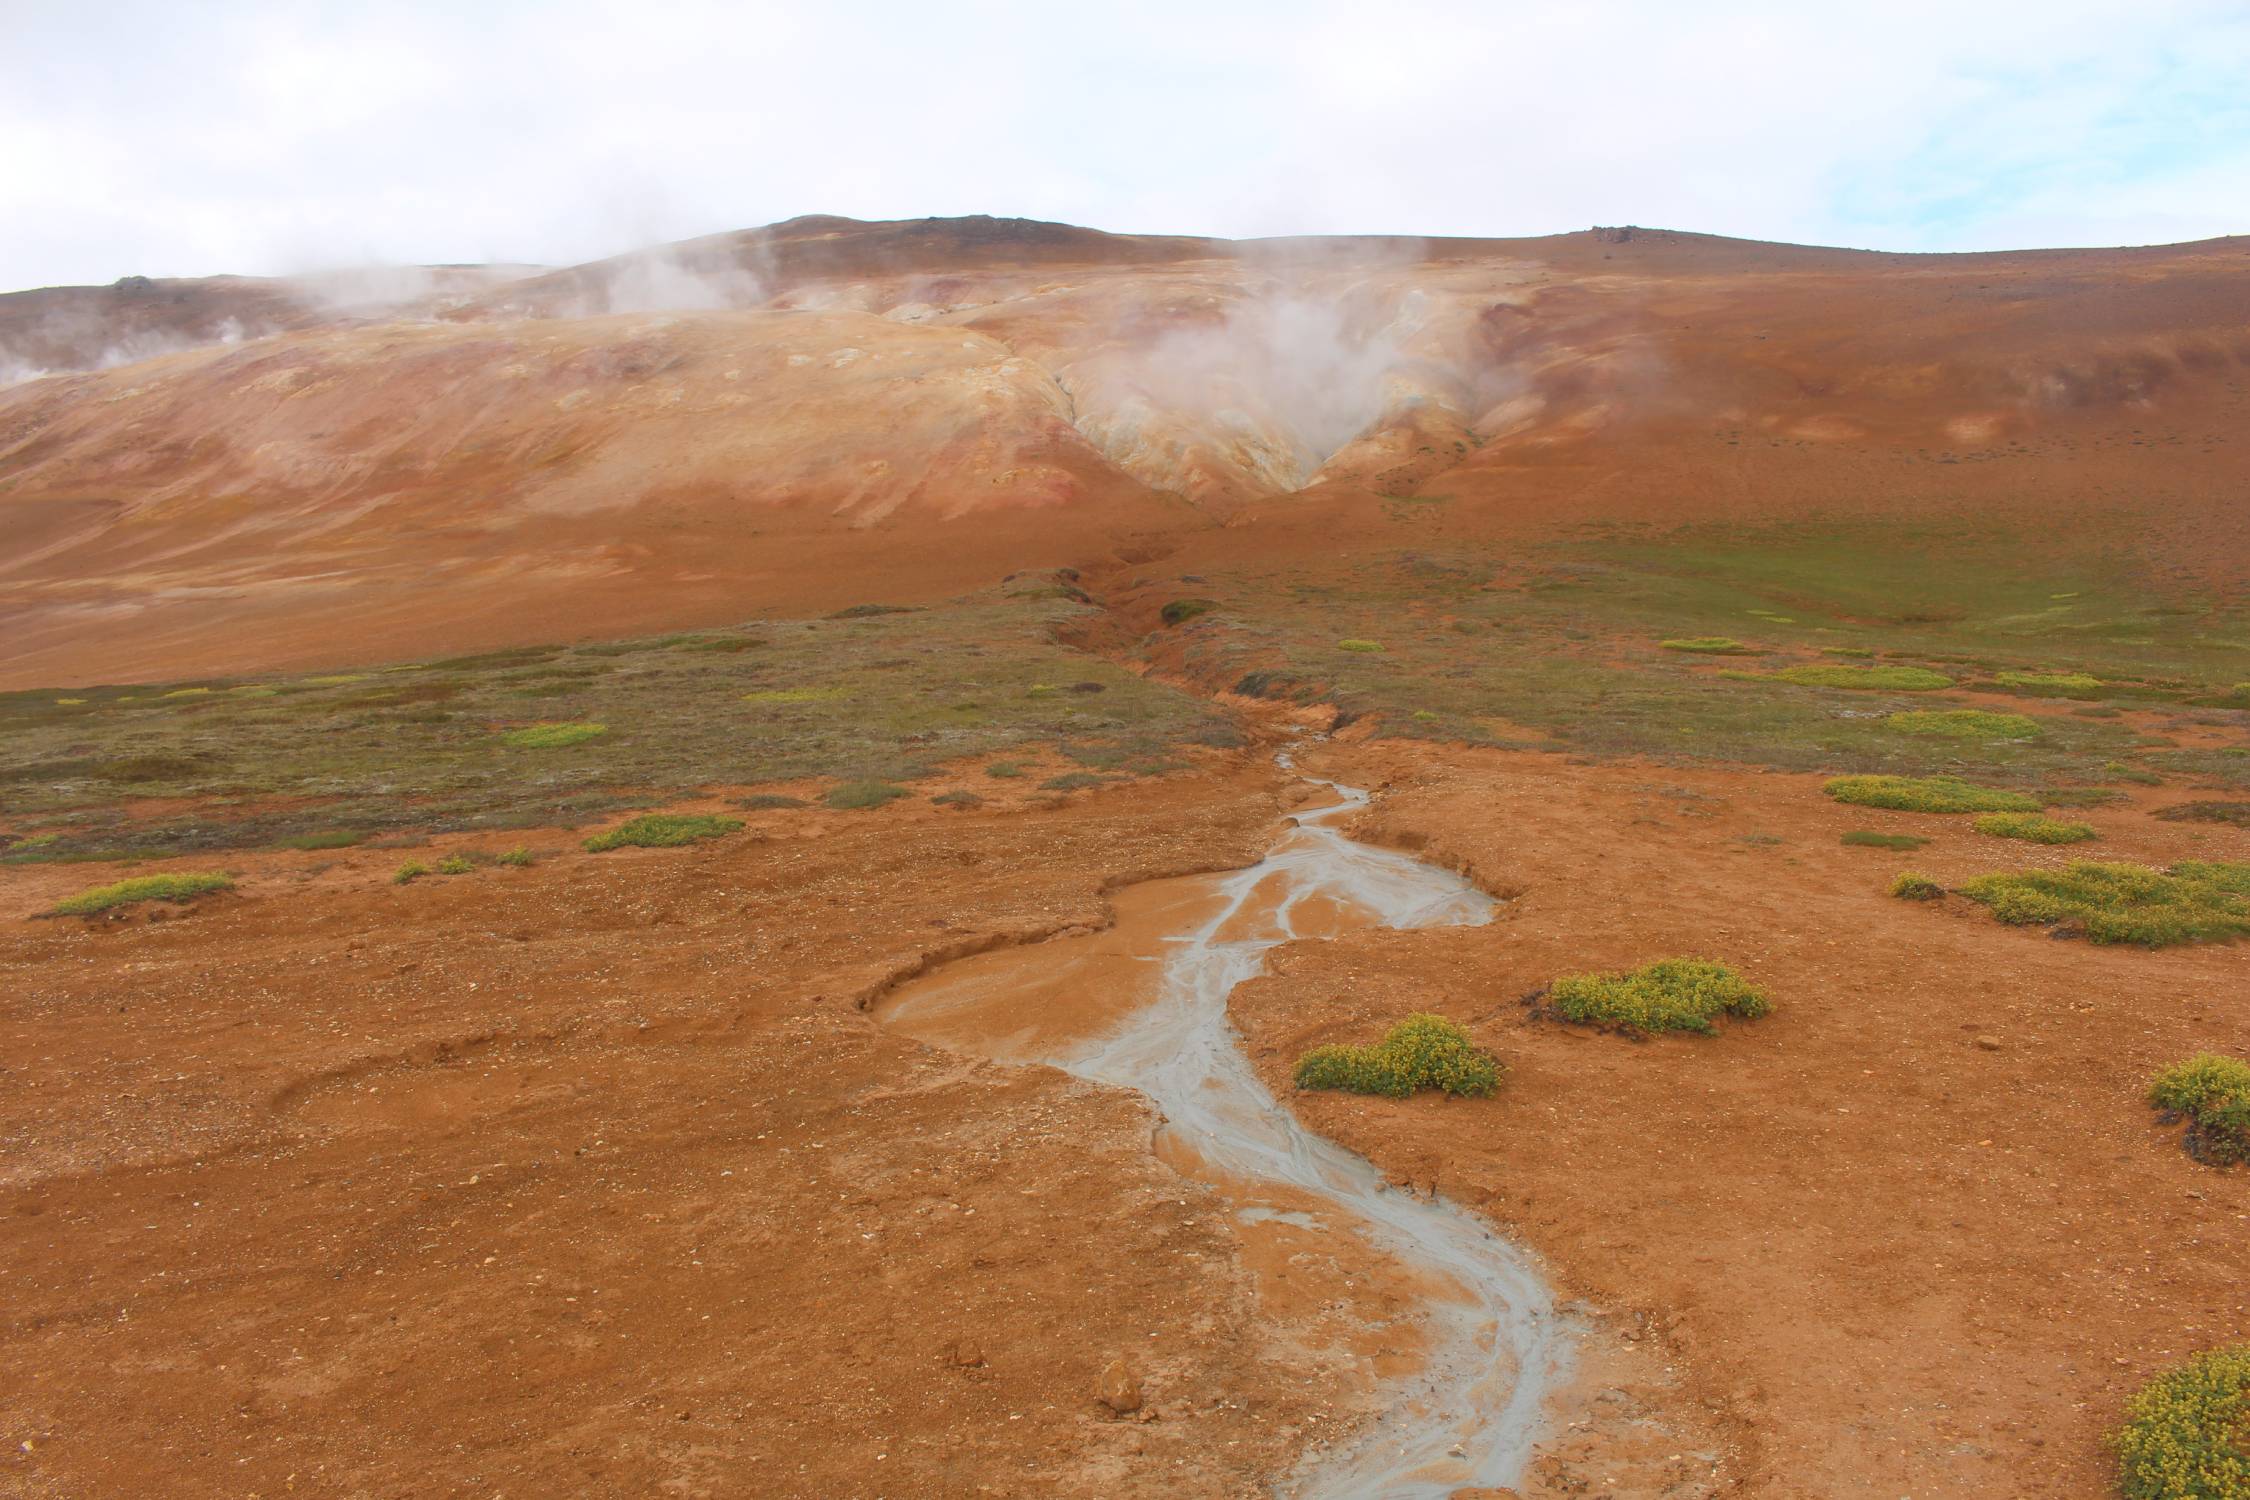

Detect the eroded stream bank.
xmin=880 ymin=764 xmax=1572 ymax=1497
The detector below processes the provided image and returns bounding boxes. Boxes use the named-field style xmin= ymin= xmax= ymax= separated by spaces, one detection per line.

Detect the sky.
xmin=3 ymin=0 xmax=2246 ymax=291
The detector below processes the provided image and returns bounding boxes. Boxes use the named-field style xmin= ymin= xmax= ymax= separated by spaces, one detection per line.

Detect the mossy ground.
xmin=1146 ymin=519 xmax=2246 ymax=786
xmin=1955 ymin=861 xmax=2250 ymax=947
xmin=1538 ymin=958 xmax=1771 ymax=1036
xmin=1293 ymin=1014 xmax=1502 ymax=1098
xmin=0 ymin=584 xmax=1236 ymax=861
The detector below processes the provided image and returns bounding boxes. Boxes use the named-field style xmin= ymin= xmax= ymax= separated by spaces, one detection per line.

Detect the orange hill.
xmin=2 ymin=216 xmax=2246 ymax=686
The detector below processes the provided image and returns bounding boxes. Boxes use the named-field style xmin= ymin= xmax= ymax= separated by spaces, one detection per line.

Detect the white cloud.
xmin=0 ymin=0 xmax=2242 ymax=291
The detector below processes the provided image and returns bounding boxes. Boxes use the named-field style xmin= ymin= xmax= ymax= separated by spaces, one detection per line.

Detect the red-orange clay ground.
xmin=4 ymin=731 xmax=2244 ymax=1497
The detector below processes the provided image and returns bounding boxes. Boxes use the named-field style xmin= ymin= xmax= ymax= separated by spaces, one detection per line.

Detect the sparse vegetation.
xmin=2114 ymin=1343 xmax=2250 ymax=1499
xmin=2043 ymin=786 xmax=2129 ymax=809
xmin=583 ymin=813 xmax=743 ymax=852
xmin=1540 ymin=958 xmax=1771 ymax=1036
xmin=1955 ymin=861 xmax=2250 ymax=946
xmin=501 ymin=721 xmax=607 ymax=748
xmin=1826 ymin=775 xmax=2042 ymax=814
xmin=1843 ymin=830 xmax=1929 ymax=850
xmin=49 ymin=872 xmax=232 ymax=916
xmin=825 ymin=781 xmax=911 ymax=811
xmin=2157 ymin=801 xmax=2250 ymax=828
xmin=1772 ymin=664 xmax=1954 ymax=691
xmin=1888 ymin=708 xmax=2040 ymax=739
xmin=736 ymin=793 xmax=809 ymax=810
xmin=1337 ymin=639 xmax=1385 ymax=653
xmin=1161 ymin=598 xmax=1218 ymax=627
xmin=983 ymin=762 xmax=1026 ymax=779
xmin=1292 ymin=1014 xmax=1502 ymax=1098
xmin=497 ymin=847 xmax=534 ymax=866
xmin=436 ymin=854 xmax=475 ymax=875
xmin=1997 ymin=670 xmax=2104 ymax=697
xmin=2148 ymin=1054 xmax=2250 ymax=1167
xmin=1662 ymin=636 xmax=1756 ymax=655
xmin=392 ymin=860 xmax=429 ymax=885
xmin=1973 ymin=812 xmax=2098 ymax=844
xmin=930 ymin=789 xmax=983 ymax=808
xmin=1890 ymin=872 xmax=1945 ymax=901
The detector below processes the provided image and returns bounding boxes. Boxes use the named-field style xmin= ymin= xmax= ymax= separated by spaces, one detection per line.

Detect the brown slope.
xmin=2 ymin=217 xmax=2247 ymax=686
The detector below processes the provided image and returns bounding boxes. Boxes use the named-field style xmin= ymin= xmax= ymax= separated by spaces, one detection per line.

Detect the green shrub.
xmin=1337 ymin=639 xmax=1385 ymax=653
xmin=2106 ymin=761 xmax=2166 ymax=786
xmin=1771 ymin=664 xmax=1954 ymax=691
xmin=50 ymin=871 xmax=233 ymax=916
xmin=931 ymin=789 xmax=984 ymax=808
xmin=1825 ymin=775 xmax=2041 ymax=814
xmin=497 ymin=847 xmax=534 ymax=867
xmin=2157 ymin=801 xmax=2250 ymax=828
xmin=1040 ymin=771 xmax=1112 ymax=792
xmin=2148 ymin=1054 xmax=2250 ymax=1167
xmin=1661 ymin=636 xmax=1756 ymax=655
xmin=1996 ymin=670 xmax=2103 ymax=697
xmin=1956 ymin=861 xmax=2250 ymax=947
xmin=2043 ymin=787 xmax=2129 ymax=809
xmin=2114 ymin=1343 xmax=2250 ymax=1498
xmin=1821 ymin=646 xmax=1876 ymax=659
xmin=1973 ymin=812 xmax=2098 ymax=844
xmin=1161 ymin=598 xmax=1219 ymax=627
xmin=392 ymin=860 xmax=429 ymax=885
xmin=583 ymin=813 xmax=743 ymax=852
xmin=278 ymin=829 xmax=363 ymax=850
xmin=825 ymin=780 xmax=911 ymax=811
xmin=436 ymin=854 xmax=475 ymax=875
xmin=1292 ymin=1014 xmax=1502 ymax=1099
xmin=1843 ymin=831 xmax=1929 ymax=850
xmin=1543 ymin=958 xmax=1771 ymax=1036
xmin=1890 ymin=872 xmax=1945 ymax=901
xmin=984 ymin=762 xmax=1026 ymax=779
xmin=1887 ymin=708 xmax=2041 ymax=739
xmin=501 ymin=721 xmax=607 ymax=748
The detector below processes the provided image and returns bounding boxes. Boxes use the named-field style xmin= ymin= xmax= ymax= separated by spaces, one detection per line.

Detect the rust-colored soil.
xmin=1232 ymin=740 xmax=2250 ymax=1498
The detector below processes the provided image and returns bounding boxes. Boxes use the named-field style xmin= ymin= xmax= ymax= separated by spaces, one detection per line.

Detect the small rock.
xmin=1974 ymin=1036 xmax=2004 ymax=1052
xmin=1098 ymin=1358 xmax=1142 ymax=1414
xmin=950 ymin=1340 xmax=985 ymax=1368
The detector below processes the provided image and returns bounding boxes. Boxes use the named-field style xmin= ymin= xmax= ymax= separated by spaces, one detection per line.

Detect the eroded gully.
xmin=879 ymin=759 xmax=1572 ymax=1497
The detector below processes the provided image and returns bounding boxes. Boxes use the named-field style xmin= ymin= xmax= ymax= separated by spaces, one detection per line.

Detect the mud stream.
xmin=880 ymin=767 xmax=1571 ymax=1497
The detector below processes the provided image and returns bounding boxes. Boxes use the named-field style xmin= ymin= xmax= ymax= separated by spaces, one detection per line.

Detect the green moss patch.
xmin=2157 ymin=801 xmax=2250 ymax=828
xmin=1771 ymin=664 xmax=1954 ymax=691
xmin=1996 ymin=670 xmax=2104 ymax=697
xmin=2149 ymin=1054 xmax=2250 ymax=1167
xmin=1887 ymin=708 xmax=2041 ymax=740
xmin=1843 ymin=830 xmax=1929 ymax=850
xmin=49 ymin=871 xmax=233 ymax=916
xmin=1890 ymin=872 xmax=1945 ymax=901
xmin=1293 ymin=1014 xmax=1502 ymax=1098
xmin=1825 ymin=775 xmax=2041 ymax=814
xmin=2114 ymin=1343 xmax=2250 ymax=1499
xmin=583 ymin=813 xmax=743 ymax=852
xmin=824 ymin=780 xmax=912 ymax=810
xmin=1973 ymin=812 xmax=2098 ymax=844
xmin=1661 ymin=636 xmax=1756 ymax=655
xmin=1956 ymin=861 xmax=2250 ymax=946
xmin=1161 ymin=598 xmax=1219 ymax=627
xmin=501 ymin=721 xmax=607 ymax=749
xmin=1538 ymin=958 xmax=1771 ymax=1037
